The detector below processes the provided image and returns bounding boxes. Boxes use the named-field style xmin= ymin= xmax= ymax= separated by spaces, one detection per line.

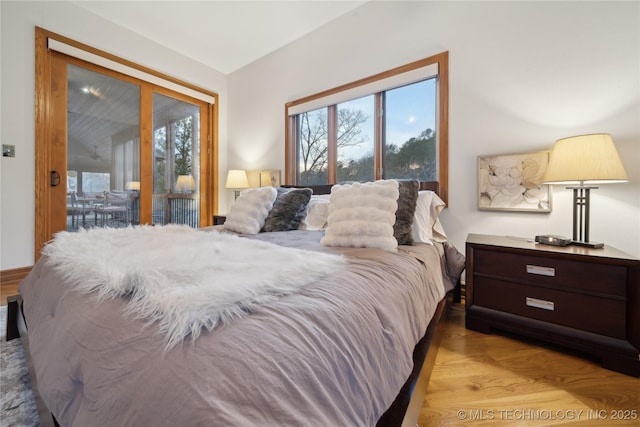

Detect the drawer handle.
xmin=526 ymin=297 xmax=555 ymax=311
xmin=526 ymin=264 xmax=555 ymax=277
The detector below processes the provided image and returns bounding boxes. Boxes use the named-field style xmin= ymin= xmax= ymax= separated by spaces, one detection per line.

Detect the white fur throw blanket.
xmin=42 ymin=225 xmax=345 ymax=348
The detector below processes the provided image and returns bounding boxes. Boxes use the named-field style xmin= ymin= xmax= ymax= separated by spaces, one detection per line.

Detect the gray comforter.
xmin=20 ymin=230 xmax=456 ymax=426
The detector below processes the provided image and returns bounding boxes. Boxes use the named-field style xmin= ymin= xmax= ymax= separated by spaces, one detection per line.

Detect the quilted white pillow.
xmin=321 ymin=180 xmax=399 ymax=252
xmin=299 ymin=194 xmax=331 ymax=230
xmin=224 ymin=187 xmax=278 ymax=234
xmin=411 ymin=190 xmax=447 ymax=244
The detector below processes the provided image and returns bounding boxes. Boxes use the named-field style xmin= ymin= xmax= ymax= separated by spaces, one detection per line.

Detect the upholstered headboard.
xmin=283 ymin=181 xmax=440 ymax=196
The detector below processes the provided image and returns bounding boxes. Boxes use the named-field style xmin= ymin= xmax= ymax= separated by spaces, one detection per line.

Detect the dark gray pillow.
xmin=262 ymin=188 xmax=313 ymax=232
xmin=442 ymin=241 xmax=466 ymax=293
xmin=394 ymin=180 xmax=419 ymax=245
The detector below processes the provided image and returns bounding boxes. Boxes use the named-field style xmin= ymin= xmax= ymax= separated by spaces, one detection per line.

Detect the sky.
xmin=336 ymin=78 xmax=436 ymax=162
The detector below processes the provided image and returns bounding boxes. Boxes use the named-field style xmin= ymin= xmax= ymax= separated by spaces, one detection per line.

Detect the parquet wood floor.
xmin=420 ymin=304 xmax=640 ymax=426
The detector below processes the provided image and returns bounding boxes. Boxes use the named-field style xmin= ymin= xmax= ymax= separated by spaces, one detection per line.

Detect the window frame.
xmin=285 ymin=51 xmax=449 ymax=204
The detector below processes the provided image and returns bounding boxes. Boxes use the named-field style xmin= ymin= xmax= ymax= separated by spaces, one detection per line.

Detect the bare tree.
xmin=174 ymin=116 xmax=193 ymax=176
xmin=299 ymin=111 xmax=329 ymax=175
xmin=298 ymin=108 xmax=436 ymax=183
xmin=298 ymin=108 xmax=368 ymax=178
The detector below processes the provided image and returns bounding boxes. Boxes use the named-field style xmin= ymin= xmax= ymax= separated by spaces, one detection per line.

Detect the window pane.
xmin=336 ymin=96 xmax=374 ymax=182
xmin=81 ymin=172 xmax=110 ymax=193
xmin=383 ymin=79 xmax=437 ymax=181
xmin=66 ymin=171 xmax=78 ymax=193
xmin=152 ymin=93 xmax=200 ymax=227
xmin=297 ymin=108 xmax=328 ymax=185
xmin=154 ymin=127 xmax=167 ymax=193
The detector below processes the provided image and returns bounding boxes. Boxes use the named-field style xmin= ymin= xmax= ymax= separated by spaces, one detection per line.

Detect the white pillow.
xmin=299 ymin=194 xmax=331 ymax=230
xmin=411 ymin=190 xmax=447 ymax=244
xmin=223 ymin=187 xmax=278 ymax=234
xmin=321 ymin=180 xmax=399 ymax=252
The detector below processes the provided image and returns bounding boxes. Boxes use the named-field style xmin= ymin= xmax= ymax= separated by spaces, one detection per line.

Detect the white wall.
xmin=2 ymin=1 xmax=638 ymax=270
xmin=228 ymin=1 xmax=640 ymax=257
xmin=0 ymin=1 xmax=229 ymax=269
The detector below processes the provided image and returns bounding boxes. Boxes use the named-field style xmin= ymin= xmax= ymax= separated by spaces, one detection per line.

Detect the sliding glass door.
xmin=66 ymin=74 xmax=205 ymax=231
xmin=38 ymin=43 xmax=214 ymax=252
xmin=66 ymin=64 xmax=141 ymax=230
xmin=60 ymin=60 xmax=211 ymax=231
xmin=152 ymin=93 xmax=201 ymax=227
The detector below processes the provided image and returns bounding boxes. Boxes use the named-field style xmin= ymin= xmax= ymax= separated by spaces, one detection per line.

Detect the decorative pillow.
xmin=223 ymin=187 xmax=277 ymax=234
xmin=262 ymin=187 xmax=313 ymax=232
xmin=442 ymin=241 xmax=466 ymax=292
xmin=394 ymin=180 xmax=419 ymax=245
xmin=411 ymin=190 xmax=447 ymax=244
xmin=321 ymin=180 xmax=399 ymax=252
xmin=299 ymin=194 xmax=331 ymax=230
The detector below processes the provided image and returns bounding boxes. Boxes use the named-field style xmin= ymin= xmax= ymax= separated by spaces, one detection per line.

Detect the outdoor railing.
xmin=152 ymin=193 xmax=199 ymax=228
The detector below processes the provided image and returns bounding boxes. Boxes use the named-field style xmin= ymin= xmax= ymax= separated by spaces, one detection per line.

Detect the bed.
xmin=13 ymin=180 xmax=464 ymax=426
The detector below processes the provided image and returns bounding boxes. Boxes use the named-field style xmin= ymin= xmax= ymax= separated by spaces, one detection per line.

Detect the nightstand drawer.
xmin=474 ymin=250 xmax=627 ymax=297
xmin=474 ymin=277 xmax=626 ymax=339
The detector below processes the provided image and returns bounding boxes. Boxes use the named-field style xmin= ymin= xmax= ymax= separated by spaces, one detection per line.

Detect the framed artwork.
xmin=478 ymin=150 xmax=551 ymax=212
xmin=260 ymin=170 xmax=281 ymax=187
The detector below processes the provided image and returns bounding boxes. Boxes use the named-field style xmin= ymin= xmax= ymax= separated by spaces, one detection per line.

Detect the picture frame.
xmin=260 ymin=170 xmax=281 ymax=187
xmin=478 ymin=150 xmax=551 ymax=212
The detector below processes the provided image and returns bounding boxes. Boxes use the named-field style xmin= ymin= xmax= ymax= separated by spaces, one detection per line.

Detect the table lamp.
xmin=542 ymin=133 xmax=628 ymax=248
xmin=225 ymin=170 xmax=249 ymax=200
xmin=125 ymin=181 xmax=140 ymax=191
xmin=175 ymin=175 xmax=196 ymax=193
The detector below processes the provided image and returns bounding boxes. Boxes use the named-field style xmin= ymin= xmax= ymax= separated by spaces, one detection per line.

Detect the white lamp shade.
xmin=225 ymin=170 xmax=249 ymax=189
xmin=542 ymin=133 xmax=628 ymax=184
xmin=175 ymin=175 xmax=196 ymax=192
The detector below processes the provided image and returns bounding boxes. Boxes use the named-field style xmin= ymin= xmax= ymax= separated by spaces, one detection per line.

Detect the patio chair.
xmin=98 ymin=191 xmax=129 ymax=227
xmin=67 ymin=192 xmax=83 ymax=228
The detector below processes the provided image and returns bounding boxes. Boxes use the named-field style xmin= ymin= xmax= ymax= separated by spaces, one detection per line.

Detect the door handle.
xmin=50 ymin=171 xmax=61 ymax=187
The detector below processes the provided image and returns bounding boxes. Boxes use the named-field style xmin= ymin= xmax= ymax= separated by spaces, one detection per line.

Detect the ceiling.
xmin=65 ymin=1 xmax=367 ymax=172
xmin=70 ymin=0 xmax=367 ymax=74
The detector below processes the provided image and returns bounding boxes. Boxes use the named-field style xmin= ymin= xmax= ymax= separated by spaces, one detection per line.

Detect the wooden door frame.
xmin=34 ymin=27 xmax=218 ymax=262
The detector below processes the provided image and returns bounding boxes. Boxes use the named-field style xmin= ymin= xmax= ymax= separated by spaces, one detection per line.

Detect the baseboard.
xmin=1 ymin=265 xmax=32 ymax=290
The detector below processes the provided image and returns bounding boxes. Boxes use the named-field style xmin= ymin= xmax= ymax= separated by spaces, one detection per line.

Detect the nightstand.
xmin=465 ymin=233 xmax=640 ymax=376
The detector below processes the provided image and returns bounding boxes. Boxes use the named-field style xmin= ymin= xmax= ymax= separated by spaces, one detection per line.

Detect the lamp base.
xmin=571 ymin=240 xmax=604 ymax=249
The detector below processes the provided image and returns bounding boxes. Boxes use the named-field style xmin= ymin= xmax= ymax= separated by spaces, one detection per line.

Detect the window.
xmin=152 ymin=93 xmax=201 ymax=227
xmin=286 ymin=52 xmax=448 ymax=203
xmin=152 ymin=99 xmax=200 ymax=195
xmin=337 ymin=96 xmax=375 ymax=183
xmin=67 ymin=171 xmax=78 ymax=193
xmin=383 ymin=79 xmax=437 ymax=181
xmin=81 ymin=172 xmax=110 ymax=193
xmin=297 ymin=107 xmax=328 ymax=184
